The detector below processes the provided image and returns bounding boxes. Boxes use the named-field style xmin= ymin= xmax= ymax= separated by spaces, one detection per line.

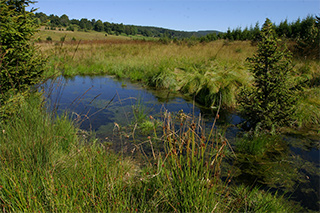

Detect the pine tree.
xmin=238 ymin=18 xmax=297 ymax=132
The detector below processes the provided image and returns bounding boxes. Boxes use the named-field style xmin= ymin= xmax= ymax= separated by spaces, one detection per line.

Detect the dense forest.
xmin=202 ymin=15 xmax=318 ymax=41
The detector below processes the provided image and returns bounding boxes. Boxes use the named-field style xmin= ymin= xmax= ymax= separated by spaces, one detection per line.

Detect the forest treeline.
xmin=202 ymin=15 xmax=318 ymax=41
xmin=34 ymin=12 xmax=219 ymax=38
xmin=202 ymin=15 xmax=319 ymax=59
xmin=35 ymin=12 xmax=318 ymax=40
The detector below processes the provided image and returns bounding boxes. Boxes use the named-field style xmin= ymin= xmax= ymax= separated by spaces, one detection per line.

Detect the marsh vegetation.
xmin=1 ymin=1 xmax=319 ymax=211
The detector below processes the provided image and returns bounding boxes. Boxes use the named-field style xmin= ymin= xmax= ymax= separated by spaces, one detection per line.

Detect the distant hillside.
xmin=135 ymin=26 xmax=222 ymax=38
xmin=34 ymin=12 xmax=222 ymax=39
xmin=196 ymin=30 xmax=220 ymax=36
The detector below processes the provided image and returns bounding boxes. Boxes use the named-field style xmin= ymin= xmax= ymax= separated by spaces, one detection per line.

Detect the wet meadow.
xmin=1 ymin=28 xmax=319 ymax=211
xmin=39 ymin=31 xmax=320 ymax=210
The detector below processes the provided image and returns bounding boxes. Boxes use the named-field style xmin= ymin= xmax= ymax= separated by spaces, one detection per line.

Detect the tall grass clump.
xmin=290 ymin=60 xmax=320 ymax=131
xmin=0 ymin=93 xmax=77 ymax=211
xmin=178 ymin=61 xmax=251 ymax=108
xmin=128 ymin=108 xmax=300 ymax=212
xmin=150 ymin=111 xmax=230 ymax=211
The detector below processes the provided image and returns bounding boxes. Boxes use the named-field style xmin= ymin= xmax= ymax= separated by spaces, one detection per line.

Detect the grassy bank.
xmin=0 ymin=92 xmax=301 ymax=212
xmin=38 ymin=34 xmax=320 ymax=130
xmin=40 ymin=39 xmax=254 ymax=109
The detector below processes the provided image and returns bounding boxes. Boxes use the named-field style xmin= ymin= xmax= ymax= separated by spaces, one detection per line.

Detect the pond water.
xmin=42 ymin=75 xmax=241 ymax=139
xmin=41 ymin=75 xmax=319 ymax=211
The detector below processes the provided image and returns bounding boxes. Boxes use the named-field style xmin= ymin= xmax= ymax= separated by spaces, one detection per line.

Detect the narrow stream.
xmin=41 ymin=75 xmax=319 ymax=211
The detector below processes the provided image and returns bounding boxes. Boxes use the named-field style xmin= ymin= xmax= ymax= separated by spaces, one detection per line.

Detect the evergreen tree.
xmin=0 ymin=0 xmax=45 ymax=104
xmin=295 ymin=15 xmax=320 ymax=59
xmin=238 ymin=19 xmax=297 ymax=132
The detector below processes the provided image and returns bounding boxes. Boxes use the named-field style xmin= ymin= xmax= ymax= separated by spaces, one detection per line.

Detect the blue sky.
xmin=31 ymin=0 xmax=319 ymax=32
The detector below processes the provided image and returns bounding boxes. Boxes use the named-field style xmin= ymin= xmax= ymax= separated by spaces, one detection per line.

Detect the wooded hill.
xmin=34 ymin=12 xmax=220 ymax=38
xmin=35 ymin=12 xmax=318 ymax=41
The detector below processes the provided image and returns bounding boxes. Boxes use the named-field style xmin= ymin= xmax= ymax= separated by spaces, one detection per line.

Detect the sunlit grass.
xmin=35 ymin=26 xmax=131 ymax=42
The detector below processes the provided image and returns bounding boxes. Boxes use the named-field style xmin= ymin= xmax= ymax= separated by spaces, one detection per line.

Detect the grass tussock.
xmin=0 ymin=92 xmax=300 ymax=212
xmin=292 ymin=60 xmax=320 ymax=131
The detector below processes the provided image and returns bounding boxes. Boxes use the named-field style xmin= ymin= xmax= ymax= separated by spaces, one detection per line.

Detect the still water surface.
xmin=42 ymin=75 xmax=240 ymax=139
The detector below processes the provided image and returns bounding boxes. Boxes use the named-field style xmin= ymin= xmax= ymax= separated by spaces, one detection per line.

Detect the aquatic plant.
xmin=228 ymin=184 xmax=303 ymax=212
xmin=233 ymin=132 xmax=319 ymax=208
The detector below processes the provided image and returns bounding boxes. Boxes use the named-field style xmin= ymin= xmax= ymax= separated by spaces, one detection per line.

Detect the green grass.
xmin=0 ymin=92 xmax=138 ymax=211
xmin=0 ymin=92 xmax=301 ymax=212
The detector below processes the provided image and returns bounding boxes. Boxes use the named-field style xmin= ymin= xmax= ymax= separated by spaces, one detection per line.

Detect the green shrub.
xmin=46 ymin=36 xmax=52 ymax=41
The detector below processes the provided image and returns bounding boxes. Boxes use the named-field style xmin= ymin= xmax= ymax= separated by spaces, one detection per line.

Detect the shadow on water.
xmin=40 ymin=75 xmax=319 ymax=211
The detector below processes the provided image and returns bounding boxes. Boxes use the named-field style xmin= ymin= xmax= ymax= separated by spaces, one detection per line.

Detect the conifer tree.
xmin=0 ymin=0 xmax=45 ymax=104
xmin=238 ymin=18 xmax=297 ymax=132
xmin=296 ymin=15 xmax=320 ymax=59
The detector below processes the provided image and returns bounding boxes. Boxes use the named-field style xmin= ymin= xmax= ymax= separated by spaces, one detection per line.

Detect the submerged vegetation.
xmin=1 ymin=0 xmax=319 ymax=211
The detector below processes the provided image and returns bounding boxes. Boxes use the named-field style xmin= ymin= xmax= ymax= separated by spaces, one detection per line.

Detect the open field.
xmin=35 ymin=27 xmax=156 ymax=43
